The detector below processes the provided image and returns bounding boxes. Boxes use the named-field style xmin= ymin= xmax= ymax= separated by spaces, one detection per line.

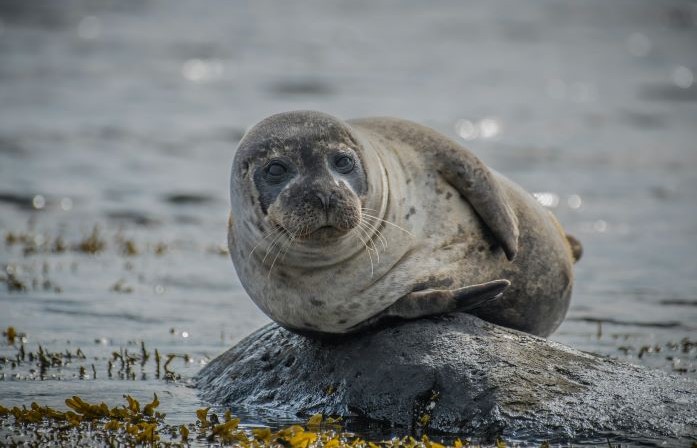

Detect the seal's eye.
xmin=333 ymin=155 xmax=355 ymax=174
xmin=265 ymin=161 xmax=288 ymax=182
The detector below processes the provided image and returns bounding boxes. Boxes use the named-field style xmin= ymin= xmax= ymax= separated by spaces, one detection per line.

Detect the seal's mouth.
xmin=270 ymin=220 xmax=350 ymax=242
xmin=300 ymin=225 xmax=348 ymax=241
xmin=268 ymin=196 xmax=362 ymax=243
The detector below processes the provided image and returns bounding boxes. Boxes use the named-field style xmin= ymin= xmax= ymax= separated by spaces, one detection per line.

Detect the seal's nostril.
xmin=315 ymin=192 xmax=328 ymax=209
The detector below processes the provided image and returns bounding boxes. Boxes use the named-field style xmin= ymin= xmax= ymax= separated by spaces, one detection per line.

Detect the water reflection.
xmin=546 ymin=79 xmax=596 ymax=103
xmin=77 ymin=16 xmax=101 ymax=40
xmin=32 ymin=194 xmax=45 ymax=210
xmin=454 ymin=117 xmax=501 ymax=141
xmin=532 ymin=192 xmax=559 ymax=208
xmin=478 ymin=118 xmax=501 ymax=139
xmin=533 ymin=193 xmax=585 ymax=210
xmin=568 ymin=82 xmax=596 ymax=103
xmin=181 ymin=59 xmax=225 ymax=83
xmin=546 ymin=78 xmax=567 ymax=100
xmin=626 ymin=32 xmax=651 ymax=57
xmin=672 ymin=66 xmax=694 ymax=89
xmin=593 ymin=219 xmax=608 ymax=233
xmin=60 ymin=197 xmax=73 ymax=211
xmin=567 ymin=194 xmax=582 ymax=209
xmin=454 ymin=119 xmax=477 ymax=140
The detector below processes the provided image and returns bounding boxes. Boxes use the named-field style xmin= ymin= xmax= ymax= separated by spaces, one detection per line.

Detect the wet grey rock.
xmin=197 ymin=314 xmax=697 ymax=444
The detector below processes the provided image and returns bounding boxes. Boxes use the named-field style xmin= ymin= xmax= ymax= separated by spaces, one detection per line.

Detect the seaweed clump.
xmin=77 ymin=225 xmax=107 ymax=254
xmin=1 ymin=394 xmax=164 ymax=445
xmin=0 ymin=394 xmax=493 ymax=447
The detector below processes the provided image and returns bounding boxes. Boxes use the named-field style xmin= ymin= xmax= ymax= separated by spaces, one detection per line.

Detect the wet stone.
xmin=197 ymin=313 xmax=697 ymax=444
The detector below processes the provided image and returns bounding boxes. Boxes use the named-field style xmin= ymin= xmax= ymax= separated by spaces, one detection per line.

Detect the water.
xmin=1 ymin=0 xmax=696 ymax=444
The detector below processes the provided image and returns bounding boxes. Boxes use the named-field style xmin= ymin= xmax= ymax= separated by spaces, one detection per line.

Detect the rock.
xmin=197 ymin=314 xmax=697 ymax=444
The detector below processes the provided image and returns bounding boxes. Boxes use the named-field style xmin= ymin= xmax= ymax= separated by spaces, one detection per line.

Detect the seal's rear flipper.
xmin=379 ymin=279 xmax=510 ymax=320
xmin=450 ymin=279 xmax=510 ymax=312
xmin=566 ymin=234 xmax=583 ymax=263
xmin=347 ymin=279 xmax=510 ymax=332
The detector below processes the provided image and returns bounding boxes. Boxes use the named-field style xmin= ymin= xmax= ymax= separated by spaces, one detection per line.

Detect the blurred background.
xmin=0 ymin=0 xmax=696 ymax=429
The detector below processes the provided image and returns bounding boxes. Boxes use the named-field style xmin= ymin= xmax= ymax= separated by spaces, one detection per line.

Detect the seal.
xmin=228 ymin=111 xmax=581 ymax=337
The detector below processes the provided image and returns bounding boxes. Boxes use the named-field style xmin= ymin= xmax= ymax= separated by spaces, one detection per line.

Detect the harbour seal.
xmin=228 ymin=111 xmax=581 ymax=337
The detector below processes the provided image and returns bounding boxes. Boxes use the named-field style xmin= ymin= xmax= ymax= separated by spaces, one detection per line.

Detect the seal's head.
xmin=232 ymin=111 xmax=368 ymax=242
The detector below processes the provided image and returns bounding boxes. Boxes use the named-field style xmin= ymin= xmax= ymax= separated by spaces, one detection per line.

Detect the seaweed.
xmin=0 ymin=394 xmax=530 ymax=447
xmin=110 ymin=279 xmax=134 ymax=294
xmin=77 ymin=225 xmax=107 ymax=254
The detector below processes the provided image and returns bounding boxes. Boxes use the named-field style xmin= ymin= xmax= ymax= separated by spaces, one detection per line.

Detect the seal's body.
xmin=229 ymin=112 xmax=580 ymax=337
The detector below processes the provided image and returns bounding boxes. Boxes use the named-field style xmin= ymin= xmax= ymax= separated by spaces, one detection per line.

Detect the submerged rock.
xmin=197 ymin=314 xmax=697 ymax=444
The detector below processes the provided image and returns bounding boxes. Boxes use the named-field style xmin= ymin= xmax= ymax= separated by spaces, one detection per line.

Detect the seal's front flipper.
xmin=437 ymin=150 xmax=519 ymax=261
xmin=349 ymin=118 xmax=519 ymax=260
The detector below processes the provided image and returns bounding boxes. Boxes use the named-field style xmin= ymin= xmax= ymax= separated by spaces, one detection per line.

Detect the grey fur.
xmin=228 ymin=111 xmax=579 ymax=336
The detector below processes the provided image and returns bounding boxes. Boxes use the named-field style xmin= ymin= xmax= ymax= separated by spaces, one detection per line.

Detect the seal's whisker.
xmin=261 ymin=232 xmax=283 ymax=265
xmin=356 ymin=222 xmax=380 ymax=264
xmin=356 ymin=220 xmax=375 ymax=248
xmin=371 ymin=220 xmax=389 ymax=249
xmin=262 ymin=228 xmax=287 ymax=265
xmin=355 ymin=220 xmax=379 ymax=253
xmin=280 ymin=225 xmax=305 ymax=264
xmin=362 ymin=213 xmax=415 ymax=237
xmin=267 ymin=236 xmax=289 ymax=277
xmin=351 ymin=225 xmax=374 ymax=277
xmin=360 ymin=217 xmax=388 ymax=250
xmin=358 ymin=211 xmax=391 ymax=249
xmin=357 ymin=220 xmax=384 ymax=256
xmin=268 ymin=228 xmax=298 ymax=278
xmin=248 ymin=226 xmax=282 ymax=260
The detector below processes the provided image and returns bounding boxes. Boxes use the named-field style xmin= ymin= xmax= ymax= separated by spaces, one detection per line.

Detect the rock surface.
xmin=197 ymin=314 xmax=697 ymax=444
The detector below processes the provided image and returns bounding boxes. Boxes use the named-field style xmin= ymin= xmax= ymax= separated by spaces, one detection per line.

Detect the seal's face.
xmin=255 ymin=143 xmax=367 ymax=240
xmin=236 ymin=112 xmax=368 ymax=241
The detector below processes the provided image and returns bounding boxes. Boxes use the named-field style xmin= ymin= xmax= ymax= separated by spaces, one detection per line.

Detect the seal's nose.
xmin=315 ymin=192 xmax=328 ymax=210
xmin=313 ymin=191 xmax=338 ymax=211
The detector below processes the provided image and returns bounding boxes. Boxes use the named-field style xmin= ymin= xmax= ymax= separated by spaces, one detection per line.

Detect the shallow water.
xmin=1 ymin=0 xmax=696 ymax=445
